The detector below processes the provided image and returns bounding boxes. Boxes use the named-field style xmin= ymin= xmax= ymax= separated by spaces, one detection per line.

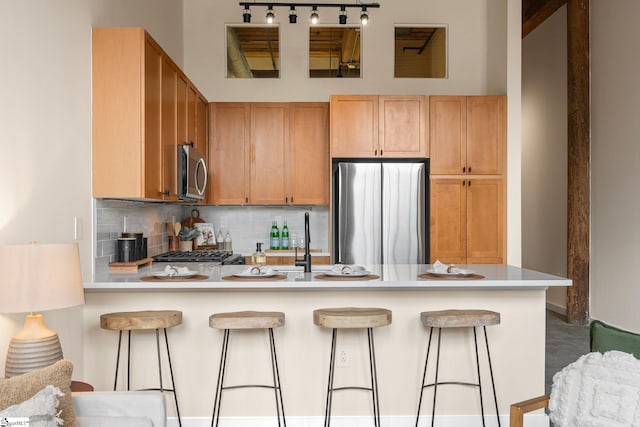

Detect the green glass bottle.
xmin=281 ymin=220 xmax=289 ymax=250
xmin=270 ymin=220 xmax=280 ymax=250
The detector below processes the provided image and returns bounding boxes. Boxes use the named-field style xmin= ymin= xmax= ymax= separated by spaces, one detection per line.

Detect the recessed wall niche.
xmin=309 ymin=26 xmax=361 ymax=78
xmin=226 ymin=25 xmax=280 ymax=78
xmin=394 ymin=26 xmax=447 ymax=78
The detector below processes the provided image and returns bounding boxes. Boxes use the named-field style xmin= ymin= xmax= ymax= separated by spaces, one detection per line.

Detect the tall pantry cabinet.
xmin=429 ymin=96 xmax=506 ymax=264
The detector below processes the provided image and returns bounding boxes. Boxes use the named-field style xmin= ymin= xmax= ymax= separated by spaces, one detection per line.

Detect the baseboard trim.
xmin=168 ymin=414 xmax=549 ymax=427
xmin=546 ymin=302 xmax=567 ymax=316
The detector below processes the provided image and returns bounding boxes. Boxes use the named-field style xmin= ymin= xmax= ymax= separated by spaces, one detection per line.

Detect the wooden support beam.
xmin=522 ymin=0 xmax=567 ymax=37
xmin=566 ymin=0 xmax=590 ymax=325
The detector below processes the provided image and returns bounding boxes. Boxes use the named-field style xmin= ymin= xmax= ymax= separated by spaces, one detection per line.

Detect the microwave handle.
xmin=195 ymin=157 xmax=207 ymax=196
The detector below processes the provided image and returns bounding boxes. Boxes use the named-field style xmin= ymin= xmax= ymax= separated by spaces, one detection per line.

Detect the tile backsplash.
xmin=95 ymin=199 xmax=329 ymax=272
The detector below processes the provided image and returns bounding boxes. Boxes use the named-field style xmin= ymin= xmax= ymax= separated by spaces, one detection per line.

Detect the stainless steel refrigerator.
xmin=333 ymin=160 xmax=429 ymax=265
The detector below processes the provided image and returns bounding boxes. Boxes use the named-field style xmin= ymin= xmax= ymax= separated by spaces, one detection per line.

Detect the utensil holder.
xmin=168 ymin=236 xmax=179 ymax=251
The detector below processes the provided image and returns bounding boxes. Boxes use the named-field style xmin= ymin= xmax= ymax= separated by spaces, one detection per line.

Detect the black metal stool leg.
xmin=431 ymin=328 xmax=442 ymax=427
xmin=163 ymin=328 xmax=182 ymax=427
xmin=268 ymin=328 xmax=286 ymax=427
xmin=127 ymin=330 xmax=132 ymax=391
xmin=113 ymin=330 xmax=123 ymax=391
xmin=473 ymin=328 xmax=486 ymax=427
xmin=416 ymin=326 xmax=434 ymax=427
xmin=367 ymin=328 xmax=381 ymax=427
xmin=156 ymin=329 xmax=164 ymax=392
xmin=483 ymin=326 xmax=500 ymax=427
xmin=324 ymin=328 xmax=338 ymax=427
xmin=211 ymin=329 xmax=230 ymax=427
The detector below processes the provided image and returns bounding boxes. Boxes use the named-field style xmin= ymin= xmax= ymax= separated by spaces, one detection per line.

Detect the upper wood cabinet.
xmin=209 ymin=102 xmax=329 ymax=205
xmin=330 ymin=95 xmax=428 ymax=158
xmin=92 ymin=27 xmax=208 ymax=201
xmin=430 ymin=96 xmax=505 ymax=175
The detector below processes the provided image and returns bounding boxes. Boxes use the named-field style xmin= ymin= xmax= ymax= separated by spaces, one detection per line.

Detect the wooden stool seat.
xmin=100 ymin=310 xmax=182 ymax=331
xmin=209 ymin=311 xmax=285 ymax=330
xmin=313 ymin=307 xmax=392 ymax=329
xmin=420 ymin=309 xmax=500 ymax=328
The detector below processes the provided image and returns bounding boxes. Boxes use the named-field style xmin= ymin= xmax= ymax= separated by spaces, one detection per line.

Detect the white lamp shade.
xmin=0 ymin=243 xmax=84 ymax=314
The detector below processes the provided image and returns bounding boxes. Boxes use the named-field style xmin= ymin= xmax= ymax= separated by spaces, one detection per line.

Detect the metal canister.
xmin=117 ymin=237 xmax=137 ymax=263
xmin=121 ymin=232 xmax=144 ymax=261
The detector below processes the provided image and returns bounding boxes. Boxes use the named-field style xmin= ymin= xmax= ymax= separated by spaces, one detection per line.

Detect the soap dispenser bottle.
xmin=252 ymin=242 xmax=266 ymax=266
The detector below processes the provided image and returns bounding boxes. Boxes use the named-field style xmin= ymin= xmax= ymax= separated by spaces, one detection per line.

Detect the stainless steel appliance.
xmin=153 ymin=250 xmax=244 ymax=264
xmin=333 ymin=160 xmax=428 ymax=265
xmin=178 ymin=144 xmax=207 ymax=201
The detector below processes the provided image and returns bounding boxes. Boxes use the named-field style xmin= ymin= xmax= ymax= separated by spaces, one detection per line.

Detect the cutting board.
xmin=182 ymin=208 xmax=205 ymax=228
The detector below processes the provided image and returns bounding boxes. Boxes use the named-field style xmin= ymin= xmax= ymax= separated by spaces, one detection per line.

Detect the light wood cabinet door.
xmin=379 ymin=95 xmax=429 ymax=157
xmin=430 ymin=96 xmax=467 ymax=175
xmin=289 ymin=103 xmax=329 ymax=205
xmin=330 ymin=95 xmax=378 ymax=157
xmin=430 ymin=177 xmax=505 ymax=264
xmin=251 ymin=103 xmax=290 ymax=204
xmin=467 ymin=96 xmax=505 ymax=175
xmin=177 ymin=74 xmax=189 ymax=147
xmin=209 ymin=103 xmax=250 ymax=204
xmin=430 ymin=177 xmax=467 ymax=264
xmin=143 ymin=37 xmax=163 ymax=199
xmin=196 ymin=94 xmax=209 ymax=157
xmin=466 ymin=178 xmax=505 ymax=263
xmin=160 ymin=56 xmax=178 ymax=201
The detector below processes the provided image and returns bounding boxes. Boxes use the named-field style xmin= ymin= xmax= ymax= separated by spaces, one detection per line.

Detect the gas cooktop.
xmin=153 ymin=250 xmax=244 ymax=264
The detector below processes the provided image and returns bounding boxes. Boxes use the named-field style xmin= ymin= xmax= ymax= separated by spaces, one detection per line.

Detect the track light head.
xmin=339 ymin=6 xmax=347 ymax=25
xmin=242 ymin=5 xmax=251 ymax=23
xmin=360 ymin=6 xmax=368 ymax=25
xmin=289 ymin=6 xmax=297 ymax=23
xmin=266 ymin=5 xmax=275 ymax=24
xmin=310 ymin=5 xmax=319 ymax=25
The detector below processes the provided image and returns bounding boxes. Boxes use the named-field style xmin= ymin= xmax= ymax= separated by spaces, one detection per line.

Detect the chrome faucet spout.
xmin=295 ymin=212 xmax=312 ymax=273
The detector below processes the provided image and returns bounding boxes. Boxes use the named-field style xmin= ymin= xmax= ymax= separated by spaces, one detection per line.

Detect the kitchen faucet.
xmin=295 ymin=212 xmax=312 ymax=273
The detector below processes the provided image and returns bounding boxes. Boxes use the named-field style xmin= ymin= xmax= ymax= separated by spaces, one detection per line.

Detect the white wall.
xmin=522 ymin=6 xmax=568 ymax=310
xmin=590 ymin=1 xmax=640 ymax=330
xmin=183 ymin=0 xmax=508 ymax=101
xmin=0 ymin=0 xmax=184 ymax=378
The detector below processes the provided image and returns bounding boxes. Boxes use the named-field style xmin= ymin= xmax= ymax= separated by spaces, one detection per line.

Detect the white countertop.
xmin=87 ymin=263 xmax=571 ymax=292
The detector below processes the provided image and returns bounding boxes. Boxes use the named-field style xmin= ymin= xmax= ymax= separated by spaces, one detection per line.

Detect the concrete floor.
xmin=545 ymin=310 xmax=590 ymax=394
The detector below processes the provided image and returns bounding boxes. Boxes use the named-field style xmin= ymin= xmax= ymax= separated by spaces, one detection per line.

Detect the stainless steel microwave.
xmin=178 ymin=144 xmax=207 ymax=201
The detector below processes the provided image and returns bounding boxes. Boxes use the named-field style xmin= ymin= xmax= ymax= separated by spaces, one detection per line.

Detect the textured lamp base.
xmin=5 ymin=335 xmax=63 ymax=378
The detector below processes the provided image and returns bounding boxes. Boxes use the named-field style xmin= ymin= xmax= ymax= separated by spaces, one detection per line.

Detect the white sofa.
xmin=73 ymin=391 xmax=166 ymax=427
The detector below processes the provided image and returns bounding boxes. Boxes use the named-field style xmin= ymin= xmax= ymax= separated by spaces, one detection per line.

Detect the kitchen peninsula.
xmin=82 ymin=264 xmax=568 ymax=427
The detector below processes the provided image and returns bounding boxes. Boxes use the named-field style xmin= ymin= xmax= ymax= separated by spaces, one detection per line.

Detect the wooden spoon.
xmin=174 ymin=222 xmax=182 ymax=237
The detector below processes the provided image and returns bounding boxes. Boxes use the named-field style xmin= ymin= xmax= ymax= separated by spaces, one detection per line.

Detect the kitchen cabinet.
xmin=430 ymin=177 xmax=505 ymax=264
xmin=92 ymin=27 xmax=208 ymax=201
xmin=430 ymin=96 xmax=506 ymax=175
xmin=330 ymin=95 xmax=428 ymax=158
xmin=209 ymin=102 xmax=329 ymax=205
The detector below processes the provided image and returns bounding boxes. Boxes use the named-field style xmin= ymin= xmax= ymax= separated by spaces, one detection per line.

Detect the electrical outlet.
xmin=336 ymin=347 xmax=350 ymax=367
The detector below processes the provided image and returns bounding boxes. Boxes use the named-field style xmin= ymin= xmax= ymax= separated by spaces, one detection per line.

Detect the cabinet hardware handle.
xmin=161 ymin=190 xmax=170 ymax=196
xmin=245 ymin=197 xmax=248 ymax=203
xmin=285 ymin=197 xmax=288 ymax=203
xmin=462 ymin=181 xmax=466 ymax=187
xmin=463 ymin=167 xmax=466 ymax=173
xmin=468 ymin=166 xmax=472 ymax=173
xmin=188 ymin=141 xmax=194 ymax=147
xmin=468 ymin=180 xmax=472 ymax=186
xmin=380 ymin=150 xmax=383 ymax=156
xmin=291 ymin=196 xmax=294 ymax=203
xmin=374 ymin=149 xmax=378 ymax=156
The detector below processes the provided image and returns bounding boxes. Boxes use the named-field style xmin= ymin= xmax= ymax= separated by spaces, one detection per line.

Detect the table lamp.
xmin=0 ymin=242 xmax=84 ymax=377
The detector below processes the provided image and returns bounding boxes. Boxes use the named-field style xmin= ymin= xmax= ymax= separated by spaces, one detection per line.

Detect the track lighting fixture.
xmin=339 ymin=6 xmax=347 ymax=25
xmin=238 ymin=3 xmax=380 ymax=25
xmin=289 ymin=6 xmax=297 ymax=23
xmin=243 ymin=4 xmax=251 ymax=23
xmin=360 ymin=6 xmax=369 ymax=25
xmin=266 ymin=5 xmax=275 ymax=23
xmin=310 ymin=5 xmax=319 ymax=25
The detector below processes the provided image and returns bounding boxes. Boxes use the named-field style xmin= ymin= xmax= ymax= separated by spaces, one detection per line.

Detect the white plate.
xmin=152 ymin=270 xmax=198 ymax=279
xmin=324 ymin=270 xmax=370 ymax=277
xmin=232 ymin=272 xmax=278 ymax=278
xmin=424 ymin=269 xmax=475 ymax=277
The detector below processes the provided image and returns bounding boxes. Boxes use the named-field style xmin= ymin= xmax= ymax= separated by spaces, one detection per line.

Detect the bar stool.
xmin=415 ymin=309 xmax=500 ymax=427
xmin=313 ymin=307 xmax=392 ymax=427
xmin=209 ymin=311 xmax=286 ymax=427
xmin=100 ymin=310 xmax=182 ymax=427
